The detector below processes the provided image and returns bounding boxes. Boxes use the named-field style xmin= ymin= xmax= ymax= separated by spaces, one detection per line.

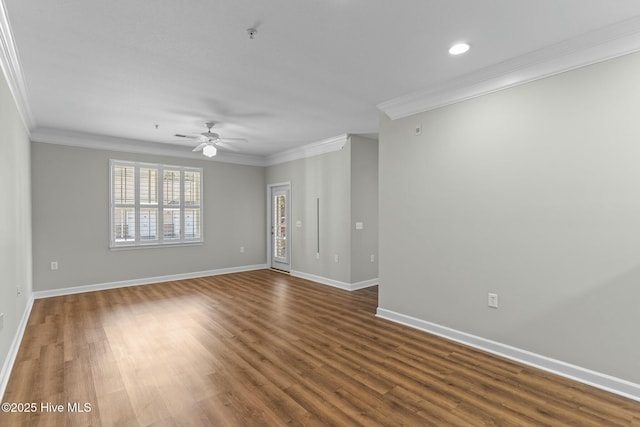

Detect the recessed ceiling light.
xmin=449 ymin=43 xmax=470 ymax=55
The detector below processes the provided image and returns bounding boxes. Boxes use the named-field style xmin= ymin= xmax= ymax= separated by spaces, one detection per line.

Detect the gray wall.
xmin=350 ymin=135 xmax=378 ymax=283
xmin=266 ymin=136 xmax=379 ymax=285
xmin=266 ymin=145 xmax=352 ymax=283
xmin=379 ymin=51 xmax=640 ymax=383
xmin=0 ymin=68 xmax=32 ymax=388
xmin=32 ymin=142 xmax=265 ymax=291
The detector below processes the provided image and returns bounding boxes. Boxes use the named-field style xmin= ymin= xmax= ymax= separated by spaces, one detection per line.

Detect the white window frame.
xmin=110 ymin=160 xmax=203 ymax=249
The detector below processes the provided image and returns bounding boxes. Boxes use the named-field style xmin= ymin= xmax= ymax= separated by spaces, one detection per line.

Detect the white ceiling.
xmin=3 ymin=1 xmax=640 ymax=163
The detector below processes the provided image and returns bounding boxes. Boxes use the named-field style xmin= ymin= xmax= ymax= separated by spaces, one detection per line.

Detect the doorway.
xmin=269 ymin=183 xmax=290 ymax=272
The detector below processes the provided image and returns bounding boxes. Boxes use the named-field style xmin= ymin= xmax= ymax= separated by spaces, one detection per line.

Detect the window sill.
xmin=109 ymin=241 xmax=204 ymax=251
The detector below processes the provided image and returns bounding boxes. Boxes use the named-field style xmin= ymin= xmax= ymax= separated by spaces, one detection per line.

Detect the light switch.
xmin=355 ymin=222 xmax=364 ymax=230
xmin=488 ymin=293 xmax=499 ymax=308
xmin=296 ymin=220 xmax=302 ymax=228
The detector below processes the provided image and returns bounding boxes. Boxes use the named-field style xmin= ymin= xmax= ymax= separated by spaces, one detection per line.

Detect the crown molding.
xmin=378 ymin=14 xmax=640 ymax=120
xmin=0 ymin=0 xmax=34 ymax=132
xmin=30 ymin=127 xmax=266 ymax=166
xmin=264 ymin=134 xmax=349 ymax=166
xmin=31 ymin=127 xmax=351 ymax=167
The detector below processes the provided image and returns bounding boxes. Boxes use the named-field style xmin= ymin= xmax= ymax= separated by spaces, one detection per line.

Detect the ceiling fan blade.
xmin=219 ymin=137 xmax=248 ymax=143
xmin=200 ymin=131 xmax=220 ymax=140
xmin=192 ymin=142 xmax=207 ymax=152
xmin=175 ymin=133 xmax=201 ymax=140
xmin=216 ymin=142 xmax=241 ymax=152
xmin=179 ymin=122 xmax=245 ymax=153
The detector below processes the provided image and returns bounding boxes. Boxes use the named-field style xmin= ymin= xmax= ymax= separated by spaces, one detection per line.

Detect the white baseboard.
xmin=350 ymin=278 xmax=379 ymax=290
xmin=0 ymin=294 xmax=34 ymax=400
xmin=291 ymin=271 xmax=378 ymax=291
xmin=33 ymin=264 xmax=268 ymax=299
xmin=376 ymin=307 xmax=640 ymax=402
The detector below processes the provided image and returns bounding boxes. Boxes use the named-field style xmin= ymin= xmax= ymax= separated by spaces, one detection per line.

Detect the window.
xmin=110 ymin=160 xmax=203 ymax=248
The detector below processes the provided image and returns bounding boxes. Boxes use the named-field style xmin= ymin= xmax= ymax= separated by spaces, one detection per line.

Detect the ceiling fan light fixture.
xmin=202 ymin=144 xmax=217 ymax=157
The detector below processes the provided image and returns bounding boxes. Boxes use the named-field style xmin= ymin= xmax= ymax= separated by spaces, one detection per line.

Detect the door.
xmin=270 ymin=184 xmax=290 ymax=272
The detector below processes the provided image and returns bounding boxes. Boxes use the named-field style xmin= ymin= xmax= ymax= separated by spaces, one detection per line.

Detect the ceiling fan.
xmin=175 ymin=122 xmax=246 ymax=157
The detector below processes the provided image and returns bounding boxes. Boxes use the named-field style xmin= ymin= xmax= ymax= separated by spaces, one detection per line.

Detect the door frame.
xmin=267 ymin=182 xmax=291 ymax=272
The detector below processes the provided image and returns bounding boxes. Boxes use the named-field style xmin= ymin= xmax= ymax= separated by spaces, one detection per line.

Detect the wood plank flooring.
xmin=2 ymin=269 xmax=640 ymax=426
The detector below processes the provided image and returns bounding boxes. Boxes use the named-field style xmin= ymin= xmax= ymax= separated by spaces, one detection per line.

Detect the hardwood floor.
xmin=2 ymin=269 xmax=640 ymax=426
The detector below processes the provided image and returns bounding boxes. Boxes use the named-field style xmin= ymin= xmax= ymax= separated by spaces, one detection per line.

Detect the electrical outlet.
xmin=50 ymin=261 xmax=59 ymax=270
xmin=487 ymin=293 xmax=499 ymax=308
xmin=16 ymin=286 xmax=21 ymax=296
xmin=370 ymin=254 xmax=375 ymax=263
xmin=334 ymin=254 xmax=339 ymax=263
xmin=240 ymin=246 xmax=245 ymax=253
xmin=315 ymin=253 xmax=320 ymax=260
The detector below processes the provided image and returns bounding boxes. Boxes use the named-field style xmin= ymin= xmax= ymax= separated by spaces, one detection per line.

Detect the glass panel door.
xmin=270 ymin=184 xmax=290 ymax=271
